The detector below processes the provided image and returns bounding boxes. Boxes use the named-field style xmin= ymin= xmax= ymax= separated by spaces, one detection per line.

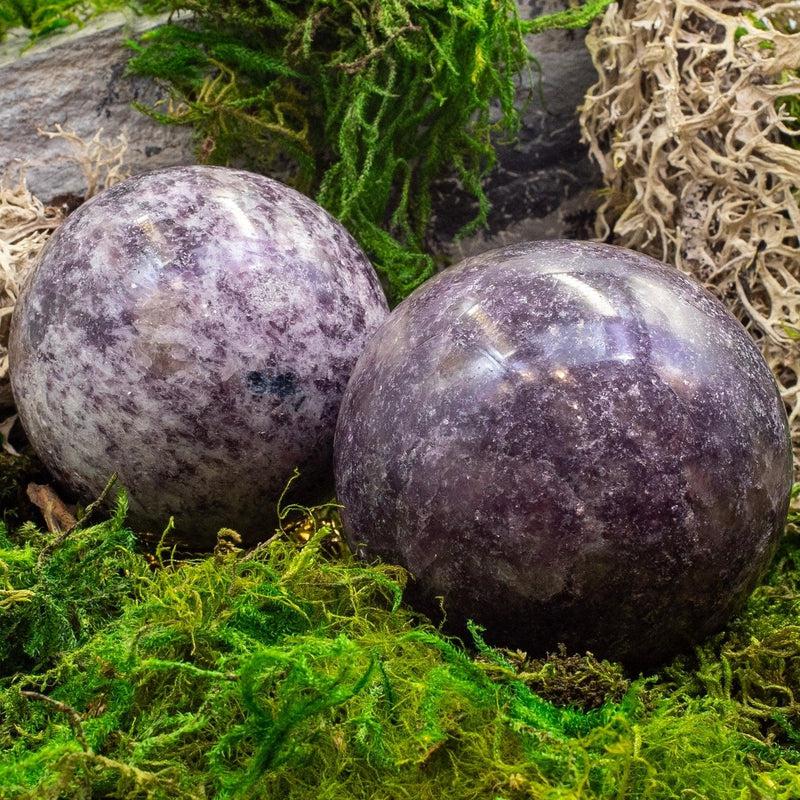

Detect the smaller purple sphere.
xmin=334 ymin=240 xmax=793 ymax=665
xmin=10 ymin=166 xmax=388 ymax=544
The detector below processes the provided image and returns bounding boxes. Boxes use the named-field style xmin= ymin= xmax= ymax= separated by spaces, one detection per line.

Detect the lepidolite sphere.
xmin=334 ymin=240 xmax=793 ymax=665
xmin=10 ymin=166 xmax=388 ymax=544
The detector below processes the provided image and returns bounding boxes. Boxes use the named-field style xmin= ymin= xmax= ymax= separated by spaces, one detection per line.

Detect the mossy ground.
xmin=2 ymin=2 xmax=800 ymax=797
xmin=0 ymin=465 xmax=799 ymax=799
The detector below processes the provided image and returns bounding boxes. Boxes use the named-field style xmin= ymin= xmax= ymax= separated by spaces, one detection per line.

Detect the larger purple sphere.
xmin=10 ymin=166 xmax=388 ymax=544
xmin=334 ymin=240 xmax=793 ymax=665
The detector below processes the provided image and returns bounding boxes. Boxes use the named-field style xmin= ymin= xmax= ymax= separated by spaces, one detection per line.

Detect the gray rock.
xmin=0 ymin=12 xmax=195 ymax=203
xmin=432 ymin=0 xmax=601 ymax=259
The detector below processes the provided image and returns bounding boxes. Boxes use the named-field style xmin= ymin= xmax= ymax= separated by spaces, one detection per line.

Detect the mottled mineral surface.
xmin=10 ymin=165 xmax=388 ymax=544
xmin=334 ymin=240 xmax=793 ymax=666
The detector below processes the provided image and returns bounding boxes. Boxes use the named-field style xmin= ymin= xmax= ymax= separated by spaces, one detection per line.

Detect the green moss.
xmin=0 ymin=0 xmax=166 ymax=43
xmin=0 ymin=486 xmax=798 ymax=798
xmin=126 ymin=0 xmax=613 ymax=304
xmin=0 ymin=494 xmax=140 ymax=676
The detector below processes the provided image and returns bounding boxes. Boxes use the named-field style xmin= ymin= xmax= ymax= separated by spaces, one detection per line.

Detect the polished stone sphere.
xmin=10 ymin=166 xmax=388 ymax=544
xmin=334 ymin=240 xmax=793 ymax=665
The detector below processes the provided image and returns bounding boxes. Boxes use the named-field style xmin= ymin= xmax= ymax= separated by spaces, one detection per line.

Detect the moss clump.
xmin=127 ymin=0 xmax=613 ymax=303
xmin=0 ymin=487 xmax=797 ymax=798
xmin=0 ymin=0 xmax=166 ymax=43
xmin=499 ymin=645 xmax=631 ymax=711
xmin=0 ymin=495 xmax=139 ymax=677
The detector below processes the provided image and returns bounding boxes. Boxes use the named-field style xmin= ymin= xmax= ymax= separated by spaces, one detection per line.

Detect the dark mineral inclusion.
xmin=10 ymin=166 xmax=388 ymax=545
xmin=334 ymin=240 xmax=793 ymax=666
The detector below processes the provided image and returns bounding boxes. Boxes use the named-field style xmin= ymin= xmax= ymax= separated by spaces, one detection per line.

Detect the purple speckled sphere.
xmin=334 ymin=240 xmax=793 ymax=665
xmin=10 ymin=165 xmax=388 ymax=544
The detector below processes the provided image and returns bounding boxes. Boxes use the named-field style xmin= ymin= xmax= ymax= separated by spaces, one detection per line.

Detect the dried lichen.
xmin=580 ymin=0 xmax=800 ymax=465
xmin=0 ymin=169 xmax=63 ymax=412
xmin=0 ymin=127 xmax=129 ymax=422
xmin=36 ymin=126 xmax=130 ymax=200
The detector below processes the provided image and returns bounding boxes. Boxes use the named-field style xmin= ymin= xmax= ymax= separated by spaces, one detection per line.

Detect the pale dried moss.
xmin=0 ymin=127 xmax=129 ymax=422
xmin=580 ymin=0 xmax=800 ymax=464
xmin=0 ymin=171 xmax=63 ymax=412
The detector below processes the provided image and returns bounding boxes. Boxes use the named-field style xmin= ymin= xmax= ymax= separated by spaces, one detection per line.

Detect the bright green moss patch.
xmin=0 ymin=487 xmax=798 ymax=799
xmin=0 ymin=0 xmax=166 ymax=43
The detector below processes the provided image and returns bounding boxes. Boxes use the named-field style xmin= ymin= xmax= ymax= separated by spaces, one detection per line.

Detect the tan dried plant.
xmin=580 ymin=0 xmax=800 ymax=464
xmin=0 ymin=128 xmax=129 ymax=448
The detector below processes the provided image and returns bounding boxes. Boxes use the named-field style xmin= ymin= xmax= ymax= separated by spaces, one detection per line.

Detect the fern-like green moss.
xmin=0 ymin=487 xmax=798 ymax=799
xmin=0 ymin=0 xmax=166 ymax=43
xmin=126 ymin=0 xmax=613 ymax=303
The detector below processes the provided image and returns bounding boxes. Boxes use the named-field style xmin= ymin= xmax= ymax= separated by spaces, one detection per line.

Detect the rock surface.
xmin=432 ymin=0 xmax=601 ymax=258
xmin=10 ymin=166 xmax=388 ymax=544
xmin=334 ymin=241 xmax=793 ymax=666
xmin=0 ymin=12 xmax=195 ymax=203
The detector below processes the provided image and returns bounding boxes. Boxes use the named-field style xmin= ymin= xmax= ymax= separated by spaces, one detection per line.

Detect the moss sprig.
xmin=0 ymin=0 xmax=167 ymax=43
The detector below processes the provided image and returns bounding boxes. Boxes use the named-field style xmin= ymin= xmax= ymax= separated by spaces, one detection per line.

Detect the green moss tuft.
xmin=0 ymin=487 xmax=798 ymax=798
xmin=0 ymin=493 xmax=143 ymax=676
xmin=126 ymin=0 xmax=613 ymax=304
xmin=0 ymin=0 xmax=167 ymax=43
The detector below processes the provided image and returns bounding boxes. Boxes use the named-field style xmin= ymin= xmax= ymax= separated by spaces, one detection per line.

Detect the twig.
xmin=21 ymin=691 xmax=90 ymax=753
xmin=334 ymin=23 xmax=420 ymax=74
xmin=76 ymin=472 xmax=119 ymax=530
